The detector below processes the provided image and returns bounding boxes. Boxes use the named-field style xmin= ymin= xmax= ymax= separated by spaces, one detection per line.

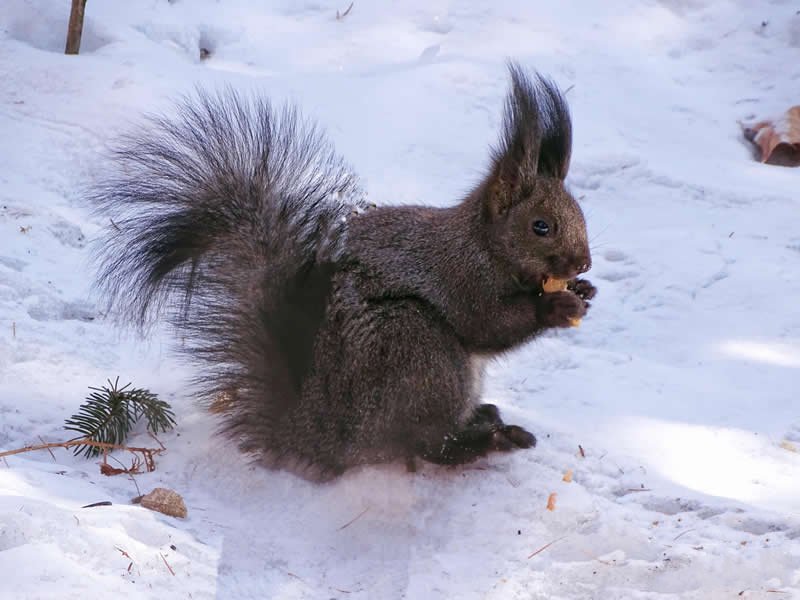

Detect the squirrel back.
xmin=91 ymin=64 xmax=595 ymax=480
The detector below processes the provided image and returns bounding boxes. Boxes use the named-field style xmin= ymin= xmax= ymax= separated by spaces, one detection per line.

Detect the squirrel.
xmin=90 ymin=62 xmax=595 ymax=481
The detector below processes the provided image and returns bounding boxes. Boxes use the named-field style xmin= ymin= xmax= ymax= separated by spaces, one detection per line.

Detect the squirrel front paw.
xmin=568 ymin=278 xmax=597 ymax=309
xmin=537 ymin=290 xmax=587 ymax=328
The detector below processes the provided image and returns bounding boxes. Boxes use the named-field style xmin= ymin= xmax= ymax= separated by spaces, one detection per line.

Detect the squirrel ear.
xmin=484 ymin=63 xmax=572 ymax=219
xmin=484 ymin=63 xmax=539 ymax=219
xmin=484 ymin=162 xmax=533 ymax=220
xmin=534 ymin=73 xmax=572 ymax=180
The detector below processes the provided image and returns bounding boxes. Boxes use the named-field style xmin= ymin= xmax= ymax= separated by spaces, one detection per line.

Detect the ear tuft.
xmin=484 ymin=62 xmax=573 ymax=219
xmin=532 ymin=69 xmax=572 ymax=180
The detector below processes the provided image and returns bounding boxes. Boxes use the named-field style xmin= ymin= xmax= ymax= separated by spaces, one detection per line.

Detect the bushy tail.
xmin=89 ymin=88 xmax=364 ymax=436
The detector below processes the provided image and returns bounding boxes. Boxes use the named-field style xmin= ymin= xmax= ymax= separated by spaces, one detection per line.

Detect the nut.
xmin=542 ymin=277 xmax=568 ymax=293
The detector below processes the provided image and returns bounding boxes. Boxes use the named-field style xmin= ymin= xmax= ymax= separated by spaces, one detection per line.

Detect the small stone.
xmin=138 ymin=488 xmax=187 ymax=519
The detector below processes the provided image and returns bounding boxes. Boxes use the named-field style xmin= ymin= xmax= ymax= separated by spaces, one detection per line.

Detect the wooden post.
xmin=65 ymin=0 xmax=88 ymax=55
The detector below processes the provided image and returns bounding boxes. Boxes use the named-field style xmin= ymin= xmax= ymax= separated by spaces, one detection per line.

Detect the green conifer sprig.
xmin=64 ymin=377 xmax=176 ymax=458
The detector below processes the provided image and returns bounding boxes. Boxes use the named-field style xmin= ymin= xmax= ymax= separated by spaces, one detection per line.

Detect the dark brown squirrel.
xmin=90 ymin=62 xmax=595 ymax=481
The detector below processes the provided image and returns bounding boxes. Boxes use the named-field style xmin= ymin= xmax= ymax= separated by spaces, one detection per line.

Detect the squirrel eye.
xmin=532 ymin=220 xmax=550 ymax=236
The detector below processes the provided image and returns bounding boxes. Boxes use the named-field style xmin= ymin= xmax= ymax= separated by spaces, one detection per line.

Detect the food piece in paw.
xmin=542 ymin=277 xmax=581 ymax=327
xmin=542 ymin=277 xmax=568 ymax=293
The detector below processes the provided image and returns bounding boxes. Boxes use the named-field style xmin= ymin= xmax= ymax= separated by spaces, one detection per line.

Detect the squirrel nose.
xmin=546 ymin=254 xmax=592 ymax=278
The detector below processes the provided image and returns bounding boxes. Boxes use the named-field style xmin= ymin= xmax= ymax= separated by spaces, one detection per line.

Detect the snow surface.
xmin=1 ymin=0 xmax=799 ymax=598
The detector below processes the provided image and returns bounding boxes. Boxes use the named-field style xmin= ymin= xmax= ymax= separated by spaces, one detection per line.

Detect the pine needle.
xmin=527 ymin=536 xmax=566 ymax=559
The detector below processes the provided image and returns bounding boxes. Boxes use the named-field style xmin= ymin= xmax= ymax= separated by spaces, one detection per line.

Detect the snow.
xmin=1 ymin=0 xmax=799 ymax=598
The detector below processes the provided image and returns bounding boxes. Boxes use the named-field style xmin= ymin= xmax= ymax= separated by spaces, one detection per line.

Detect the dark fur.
xmin=91 ymin=63 xmax=595 ymax=481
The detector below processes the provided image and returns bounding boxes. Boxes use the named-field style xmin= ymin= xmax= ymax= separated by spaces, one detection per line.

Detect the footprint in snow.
xmin=0 ymin=256 xmax=27 ymax=272
xmin=27 ymin=298 xmax=95 ymax=323
xmin=48 ymin=220 xmax=86 ymax=249
xmin=591 ymin=248 xmax=640 ymax=284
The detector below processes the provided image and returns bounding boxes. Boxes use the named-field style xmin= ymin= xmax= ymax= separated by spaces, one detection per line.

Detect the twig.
xmin=336 ymin=2 xmax=354 ymax=20
xmin=65 ymin=0 xmax=88 ymax=54
xmin=38 ymin=436 xmax=57 ymax=462
xmin=160 ymin=552 xmax=175 ymax=576
xmin=149 ymin=431 xmax=166 ymax=451
xmin=673 ymin=528 xmax=696 ymax=541
xmin=578 ymin=445 xmax=585 ymax=458
xmin=337 ymin=506 xmax=370 ymax=531
xmin=116 ymin=546 xmax=135 ymax=574
xmin=625 ymin=488 xmax=652 ymax=493
xmin=0 ymin=439 xmax=165 ymax=474
xmin=527 ymin=536 xmax=566 ymax=559
xmin=0 ymin=439 xmax=157 ymax=458
xmin=286 ymin=571 xmax=308 ymax=584
xmin=110 ymin=217 xmax=121 ymax=231
xmin=128 ymin=471 xmax=142 ymax=497
xmin=564 ymin=84 xmax=576 ymax=95
xmin=11 ymin=321 xmax=15 ymax=339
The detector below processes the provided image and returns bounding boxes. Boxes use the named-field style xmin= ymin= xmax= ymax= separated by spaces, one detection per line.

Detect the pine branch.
xmin=64 ymin=378 xmax=175 ymax=458
xmin=129 ymin=389 xmax=176 ymax=435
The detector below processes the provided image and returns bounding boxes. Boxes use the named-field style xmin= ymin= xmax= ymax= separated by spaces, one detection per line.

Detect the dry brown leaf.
xmin=562 ymin=469 xmax=574 ymax=483
xmin=100 ymin=463 xmax=128 ymax=476
xmin=780 ymin=440 xmax=798 ymax=453
xmin=546 ymin=492 xmax=557 ymax=511
xmin=743 ymin=106 xmax=800 ymax=167
xmin=100 ymin=454 xmax=145 ymax=476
